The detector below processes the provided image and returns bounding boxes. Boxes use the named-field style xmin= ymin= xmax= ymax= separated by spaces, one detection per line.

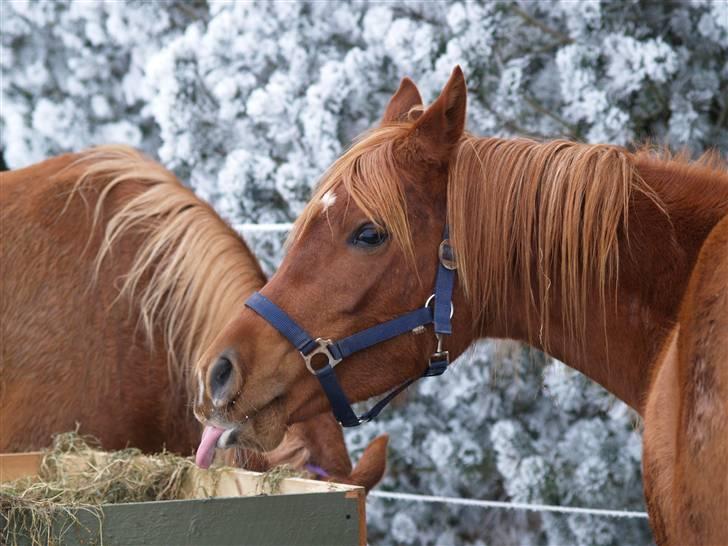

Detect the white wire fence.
xmin=369 ymin=491 xmax=648 ymax=519
xmin=235 ymin=222 xmax=294 ymax=233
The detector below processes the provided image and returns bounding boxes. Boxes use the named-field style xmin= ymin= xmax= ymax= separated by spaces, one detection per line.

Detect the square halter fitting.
xmin=302 ymin=338 xmax=342 ymax=374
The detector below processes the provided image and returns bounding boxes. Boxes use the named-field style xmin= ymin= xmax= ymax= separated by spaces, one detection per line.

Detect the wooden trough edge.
xmin=1 ymin=451 xmax=367 ymax=546
xmin=0 ymin=450 xmax=364 ymax=496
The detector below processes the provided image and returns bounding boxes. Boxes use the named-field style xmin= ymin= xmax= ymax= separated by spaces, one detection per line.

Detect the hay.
xmin=1 ymin=431 xmax=311 ymax=545
xmin=257 ymin=465 xmax=301 ymax=495
xmin=0 ymin=432 xmax=212 ymax=546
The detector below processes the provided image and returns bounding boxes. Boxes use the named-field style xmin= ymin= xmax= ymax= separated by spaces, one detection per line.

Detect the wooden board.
xmin=6 ymin=494 xmax=361 ymax=546
xmin=0 ymin=451 xmax=43 ymax=482
xmin=1 ymin=451 xmax=366 ymax=546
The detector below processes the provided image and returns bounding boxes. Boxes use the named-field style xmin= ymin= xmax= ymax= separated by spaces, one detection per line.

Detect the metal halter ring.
xmin=302 ymin=338 xmax=342 ymax=374
xmin=424 ymin=294 xmax=454 ymax=319
xmin=438 ymin=239 xmax=457 ymax=270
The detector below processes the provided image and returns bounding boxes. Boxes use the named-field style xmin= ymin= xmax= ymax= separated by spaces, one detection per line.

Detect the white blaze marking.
xmin=197 ymin=371 xmax=205 ymax=407
xmin=320 ymin=190 xmax=337 ymax=212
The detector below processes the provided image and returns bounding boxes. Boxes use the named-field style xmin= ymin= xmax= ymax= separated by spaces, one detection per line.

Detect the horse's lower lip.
xmin=212 ymin=394 xmax=285 ymax=451
xmin=217 ymin=427 xmax=239 ymax=448
xmin=214 ymin=412 xmax=254 ymax=448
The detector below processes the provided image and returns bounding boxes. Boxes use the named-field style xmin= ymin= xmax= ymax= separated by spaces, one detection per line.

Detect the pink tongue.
xmin=195 ymin=425 xmax=225 ymax=469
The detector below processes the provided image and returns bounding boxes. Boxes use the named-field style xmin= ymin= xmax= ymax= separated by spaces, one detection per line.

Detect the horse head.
xmin=193 ymin=67 xmax=474 ymax=453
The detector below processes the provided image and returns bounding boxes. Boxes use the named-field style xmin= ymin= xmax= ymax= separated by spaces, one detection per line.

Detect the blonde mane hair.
xmin=291 ymin=125 xmax=701 ymax=347
xmin=448 ymin=137 xmax=665 ymax=347
xmin=71 ymin=146 xmax=265 ymax=393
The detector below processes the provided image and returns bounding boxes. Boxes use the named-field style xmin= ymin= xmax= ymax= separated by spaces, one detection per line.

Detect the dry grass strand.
xmin=1 ymin=432 xmax=205 ymax=546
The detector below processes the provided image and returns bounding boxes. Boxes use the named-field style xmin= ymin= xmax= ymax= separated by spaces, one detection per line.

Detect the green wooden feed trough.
xmin=0 ymin=451 xmax=366 ymax=546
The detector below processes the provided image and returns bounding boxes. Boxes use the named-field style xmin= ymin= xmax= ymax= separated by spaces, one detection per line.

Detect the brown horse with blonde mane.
xmin=0 ymin=146 xmax=387 ymax=490
xmin=194 ymin=67 xmax=728 ymax=544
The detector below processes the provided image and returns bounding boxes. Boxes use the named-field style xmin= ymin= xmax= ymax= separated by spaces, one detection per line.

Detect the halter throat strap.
xmin=245 ymin=227 xmax=456 ymax=427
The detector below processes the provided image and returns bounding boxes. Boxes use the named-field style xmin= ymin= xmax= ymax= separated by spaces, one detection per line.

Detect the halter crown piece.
xmin=245 ymin=225 xmax=456 ymax=427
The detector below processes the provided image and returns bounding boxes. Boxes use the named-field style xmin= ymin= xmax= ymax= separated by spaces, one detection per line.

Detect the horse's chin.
xmin=224 ymin=396 xmax=288 ymax=452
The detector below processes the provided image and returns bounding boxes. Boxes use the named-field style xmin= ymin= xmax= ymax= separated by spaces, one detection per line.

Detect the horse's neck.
xmin=493 ymin=156 xmax=728 ymax=413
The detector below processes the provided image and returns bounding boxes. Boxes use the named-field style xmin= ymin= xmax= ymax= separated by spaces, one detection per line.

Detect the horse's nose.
xmin=208 ymin=355 xmax=235 ymax=407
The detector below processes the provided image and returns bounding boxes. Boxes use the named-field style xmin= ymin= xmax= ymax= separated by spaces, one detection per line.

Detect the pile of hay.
xmin=1 ymin=432 xmax=310 ymax=545
xmin=0 ymin=432 xmax=211 ymax=546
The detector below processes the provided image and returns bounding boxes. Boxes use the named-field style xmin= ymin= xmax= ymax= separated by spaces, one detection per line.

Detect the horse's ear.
xmin=381 ymin=77 xmax=423 ymax=124
xmin=345 ymin=434 xmax=389 ymax=492
xmin=412 ymin=66 xmax=467 ymax=162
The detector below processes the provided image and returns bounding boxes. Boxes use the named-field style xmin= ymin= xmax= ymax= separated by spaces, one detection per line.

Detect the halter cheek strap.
xmin=245 ymin=226 xmax=456 ymax=427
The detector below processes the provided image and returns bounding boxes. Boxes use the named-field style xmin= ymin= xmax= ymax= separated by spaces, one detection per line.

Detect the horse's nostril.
xmin=209 ymin=355 xmax=234 ymax=405
xmin=216 ymin=357 xmax=232 ymax=385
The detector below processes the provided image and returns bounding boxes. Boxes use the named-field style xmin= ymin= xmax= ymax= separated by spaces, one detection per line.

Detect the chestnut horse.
xmin=194 ymin=68 xmax=728 ymax=544
xmin=0 ymin=146 xmax=386 ymax=489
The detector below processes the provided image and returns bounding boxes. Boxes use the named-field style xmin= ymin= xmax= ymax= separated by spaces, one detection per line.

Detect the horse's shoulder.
xmin=676 ymin=212 xmax=728 ymax=443
xmin=687 ymin=214 xmax=728 ymax=311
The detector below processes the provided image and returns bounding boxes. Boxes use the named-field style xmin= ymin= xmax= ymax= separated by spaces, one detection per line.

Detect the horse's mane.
xmin=448 ymin=136 xmax=664 ymax=346
xmin=71 ymin=145 xmax=265 ymax=394
xmin=293 ymin=124 xmax=727 ymax=348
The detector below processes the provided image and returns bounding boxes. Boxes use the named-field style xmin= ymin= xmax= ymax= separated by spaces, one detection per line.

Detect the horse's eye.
xmin=351 ymin=223 xmax=388 ymax=248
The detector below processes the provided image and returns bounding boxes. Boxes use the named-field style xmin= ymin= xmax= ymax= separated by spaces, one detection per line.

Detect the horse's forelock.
xmin=290 ymin=124 xmax=417 ymax=267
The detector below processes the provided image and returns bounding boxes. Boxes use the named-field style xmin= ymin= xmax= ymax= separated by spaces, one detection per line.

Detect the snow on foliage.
xmin=2 ymin=1 xmax=726 ymax=544
xmin=0 ymin=0 xmax=207 ymax=167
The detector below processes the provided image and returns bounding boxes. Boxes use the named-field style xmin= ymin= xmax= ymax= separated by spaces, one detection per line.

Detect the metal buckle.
xmin=424 ymin=333 xmax=450 ymax=376
xmin=425 ymin=351 xmax=449 ymax=376
xmin=302 ymin=338 xmax=342 ymax=374
xmin=424 ymin=294 xmax=454 ymax=318
xmin=438 ymin=239 xmax=457 ymax=270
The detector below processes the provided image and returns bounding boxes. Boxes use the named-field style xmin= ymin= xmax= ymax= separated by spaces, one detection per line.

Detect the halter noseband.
xmin=244 ymin=226 xmax=456 ymax=427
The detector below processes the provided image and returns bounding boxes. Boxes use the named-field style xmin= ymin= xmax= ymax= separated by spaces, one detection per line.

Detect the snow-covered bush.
xmin=0 ymin=0 xmax=206 ymax=167
xmin=3 ymin=1 xmax=726 ymax=544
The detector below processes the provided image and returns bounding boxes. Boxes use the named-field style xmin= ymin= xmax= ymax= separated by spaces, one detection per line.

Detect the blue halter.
xmin=245 ymin=226 xmax=456 ymax=427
